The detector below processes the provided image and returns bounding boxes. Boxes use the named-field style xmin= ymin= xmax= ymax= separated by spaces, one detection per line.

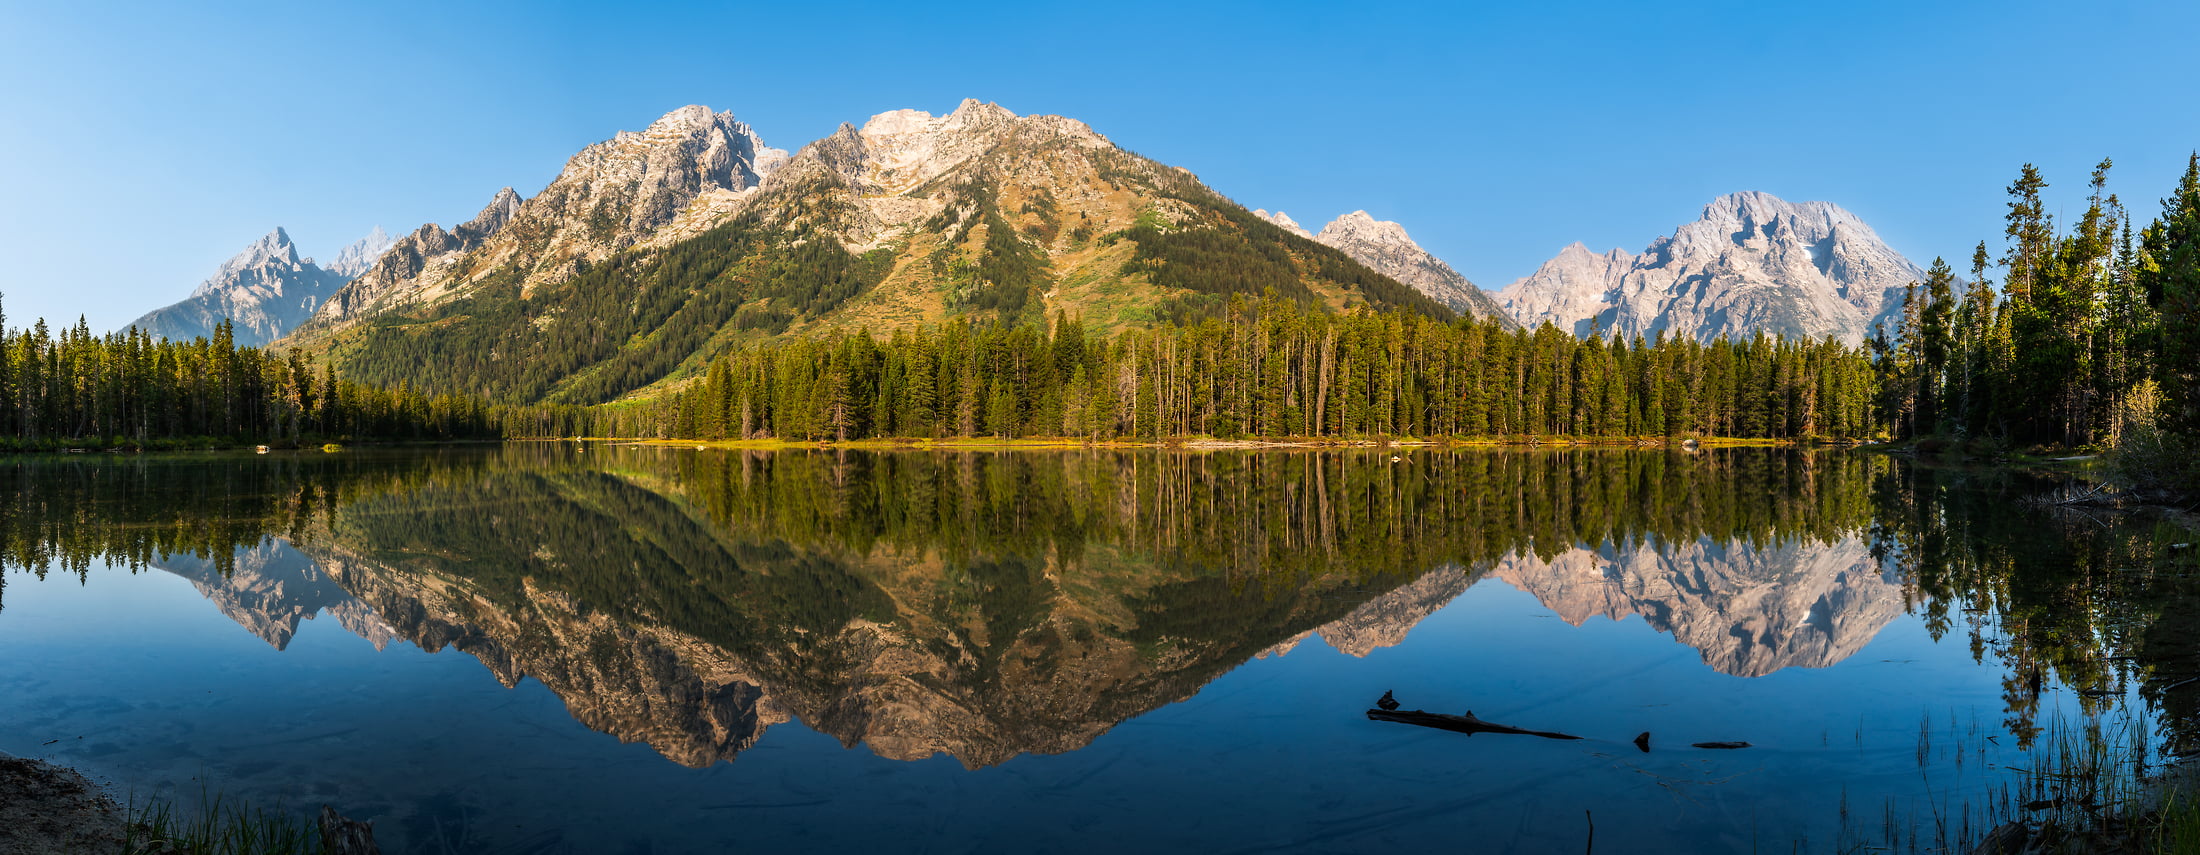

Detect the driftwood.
xmin=1365 ymin=708 xmax=1583 ymax=740
xmin=1691 ymin=741 xmax=1752 ymax=749
xmin=1975 ymin=821 xmax=2030 ymax=855
xmin=319 ymin=806 xmax=380 ymax=855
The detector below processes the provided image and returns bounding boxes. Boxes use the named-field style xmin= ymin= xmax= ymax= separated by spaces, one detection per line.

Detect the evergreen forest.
xmin=588 ymin=297 xmax=1879 ymax=442
xmin=1874 ymin=156 xmax=2200 ymax=453
xmin=0 ymin=304 xmax=507 ymax=449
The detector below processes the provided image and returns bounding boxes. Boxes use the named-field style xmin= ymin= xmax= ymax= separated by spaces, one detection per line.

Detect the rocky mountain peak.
xmin=944 ymin=97 xmax=1016 ymax=128
xmin=1662 ymin=192 xmax=1872 ymax=260
xmin=851 ymin=100 xmax=1036 ymax=195
xmin=461 ymin=187 xmax=524 ymax=239
xmin=1553 ymin=240 xmax=1618 ymax=263
xmin=1252 ymin=209 xmax=1312 ymax=238
xmin=1497 ymin=191 xmax=1925 ymax=343
xmin=200 ymin=227 xmax=302 ymax=292
xmin=629 ymin=104 xmax=718 ymax=137
xmin=502 ymin=106 xmax=782 ymax=279
xmin=131 ymin=226 xmax=351 ymax=346
xmin=1494 ymin=242 xmax=1636 ymax=333
xmin=1298 ymin=210 xmax=1511 ymax=323
xmin=1315 ymin=210 xmax=1406 ymax=246
xmin=255 ymin=225 xmax=299 ymax=254
xmin=302 ymin=105 xmax=789 ymax=328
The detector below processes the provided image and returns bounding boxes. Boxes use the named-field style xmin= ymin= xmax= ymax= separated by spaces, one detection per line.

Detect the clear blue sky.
xmin=3 ymin=0 xmax=2195 ymax=332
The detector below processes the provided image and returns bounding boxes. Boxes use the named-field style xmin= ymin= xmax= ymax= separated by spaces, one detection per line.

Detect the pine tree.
xmin=2143 ymin=153 xmax=2200 ymax=434
xmin=1918 ymin=258 xmax=1958 ymax=436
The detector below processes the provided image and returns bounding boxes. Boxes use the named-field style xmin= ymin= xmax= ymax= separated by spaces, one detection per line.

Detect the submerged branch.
xmin=1364 ymin=708 xmax=1584 ymax=741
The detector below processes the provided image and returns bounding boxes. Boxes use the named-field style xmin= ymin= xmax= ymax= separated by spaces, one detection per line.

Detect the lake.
xmin=1 ymin=445 xmax=2190 ymax=853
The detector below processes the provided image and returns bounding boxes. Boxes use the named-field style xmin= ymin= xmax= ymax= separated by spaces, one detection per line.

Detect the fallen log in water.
xmin=1365 ymin=708 xmax=1583 ymax=740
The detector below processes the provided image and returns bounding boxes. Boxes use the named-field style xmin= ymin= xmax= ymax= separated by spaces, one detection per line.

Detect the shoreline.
xmin=544 ymin=435 xmax=1821 ymax=452
xmin=0 ymin=437 xmax=508 ymax=457
xmin=0 ymin=751 xmax=126 ymax=854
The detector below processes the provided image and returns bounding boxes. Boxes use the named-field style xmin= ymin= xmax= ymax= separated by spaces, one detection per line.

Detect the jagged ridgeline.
xmin=282 ymin=101 xmax=1453 ymax=406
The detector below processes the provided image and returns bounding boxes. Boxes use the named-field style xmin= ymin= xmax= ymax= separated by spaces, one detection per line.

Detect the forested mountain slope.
xmin=283 ymin=100 xmax=1451 ymax=406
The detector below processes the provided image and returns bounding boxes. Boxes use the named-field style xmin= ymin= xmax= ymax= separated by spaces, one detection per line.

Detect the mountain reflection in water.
xmin=1491 ymin=538 xmax=1903 ymax=677
xmin=10 ymin=445 xmax=2194 ymax=853
xmin=71 ymin=445 xmax=1894 ymax=768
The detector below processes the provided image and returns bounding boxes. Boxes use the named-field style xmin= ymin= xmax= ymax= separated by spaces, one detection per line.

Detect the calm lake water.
xmin=1 ymin=445 xmax=2192 ymax=853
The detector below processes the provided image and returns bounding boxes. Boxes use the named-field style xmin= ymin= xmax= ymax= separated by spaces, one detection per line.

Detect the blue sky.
xmin=2 ymin=0 xmax=2195 ymax=332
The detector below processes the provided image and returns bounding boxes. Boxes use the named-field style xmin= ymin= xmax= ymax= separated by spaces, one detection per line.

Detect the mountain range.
xmin=268 ymin=99 xmax=1477 ymax=405
xmin=125 ymin=100 xmax=1933 ymax=388
xmin=125 ymin=226 xmax=392 ymax=346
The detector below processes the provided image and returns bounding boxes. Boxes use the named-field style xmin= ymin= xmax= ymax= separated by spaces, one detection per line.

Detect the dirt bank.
xmin=0 ymin=752 xmax=126 ymax=854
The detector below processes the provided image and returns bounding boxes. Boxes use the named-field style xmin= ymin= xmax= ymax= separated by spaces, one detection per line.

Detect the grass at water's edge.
xmin=1825 ymin=696 xmax=2200 ymax=854
xmin=123 ymin=789 xmax=324 ymax=854
xmin=1841 ymin=508 xmax=2200 ymax=854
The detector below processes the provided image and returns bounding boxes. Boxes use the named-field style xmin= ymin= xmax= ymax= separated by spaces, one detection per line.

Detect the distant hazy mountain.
xmin=1495 ymin=191 xmax=1927 ymax=344
xmin=1256 ymin=208 xmax=1513 ymax=325
xmin=125 ymin=226 xmax=387 ymax=347
xmin=324 ymin=226 xmax=395 ymax=278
